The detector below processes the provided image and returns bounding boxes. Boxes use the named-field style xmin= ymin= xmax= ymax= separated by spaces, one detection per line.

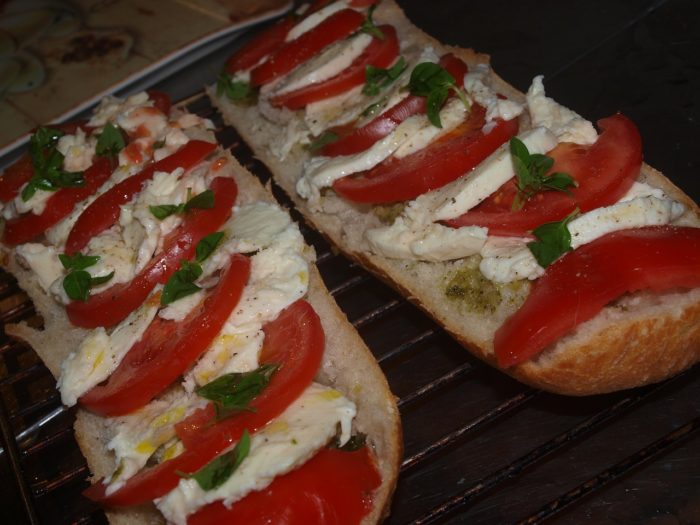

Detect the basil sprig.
xmin=527 ymin=211 xmax=578 ymax=268
xmin=160 ymin=231 xmax=224 ymax=305
xmin=95 ymin=122 xmax=125 ymax=159
xmin=149 ymin=189 xmax=215 ymax=220
xmin=23 ymin=127 xmax=85 ymax=202
xmin=196 ymin=363 xmax=279 ymax=420
xmin=359 ymin=5 xmax=384 ymax=39
xmin=408 ymin=62 xmax=469 ymax=128
xmin=510 ymin=137 xmax=576 ymax=211
xmin=363 ymin=57 xmax=407 ymax=97
xmin=179 ymin=430 xmax=250 ymax=491
xmin=217 ymin=71 xmax=255 ymax=103
xmin=59 ymin=253 xmax=114 ymax=302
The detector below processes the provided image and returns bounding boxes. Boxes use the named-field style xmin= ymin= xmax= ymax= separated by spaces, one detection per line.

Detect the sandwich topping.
xmin=216 ymin=0 xmax=700 ymax=368
xmin=1 ymin=90 xmax=383 ymax=523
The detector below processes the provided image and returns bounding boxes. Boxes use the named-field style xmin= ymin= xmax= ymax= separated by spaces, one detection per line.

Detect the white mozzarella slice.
xmin=479 ymin=194 xmax=686 ymax=283
xmin=479 ymin=237 xmax=545 ymax=283
xmin=273 ymin=33 xmax=373 ymax=96
xmin=56 ymin=128 xmax=96 ymax=172
xmin=463 ymin=64 xmax=524 ymax=122
xmin=184 ymin=329 xmax=264 ymax=390
xmin=58 ymin=299 xmax=160 ymax=406
xmin=568 ymin=195 xmax=685 ymax=248
xmin=218 ymin=202 xmax=292 ymax=255
xmin=367 ymin=218 xmax=487 ymax=261
xmin=527 ymin=75 xmax=597 ymax=145
xmin=405 ymin=127 xmax=558 ymax=224
xmin=304 ymin=84 xmax=364 ymax=137
xmin=223 ymin=225 xmax=308 ymax=333
xmin=393 ymin=98 xmax=467 ymax=158
xmin=107 ymin=388 xmax=207 ymax=489
xmin=156 ymin=383 xmax=357 ymax=525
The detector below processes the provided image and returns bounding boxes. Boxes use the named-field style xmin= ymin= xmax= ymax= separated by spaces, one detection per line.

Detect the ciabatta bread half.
xmin=210 ymin=0 xmax=700 ymax=395
xmin=1 ymin=115 xmax=400 ymax=523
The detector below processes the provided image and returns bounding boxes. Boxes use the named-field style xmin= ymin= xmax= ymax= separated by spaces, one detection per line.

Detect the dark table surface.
xmin=1 ymin=1 xmax=699 ymax=524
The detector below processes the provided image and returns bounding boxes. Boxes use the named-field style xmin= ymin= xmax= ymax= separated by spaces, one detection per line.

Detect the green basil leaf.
xmin=530 ymin=153 xmax=554 ymax=174
xmin=182 ymin=430 xmax=251 ymax=491
xmin=196 ymin=364 xmax=279 ymax=420
xmin=362 ymin=57 xmax=406 ymax=97
xmin=195 ymin=231 xmax=224 ymax=263
xmin=160 ymin=260 xmax=203 ymax=305
xmin=30 ymin=127 xmax=63 ymax=159
xmin=509 ymin=136 xmax=530 ymax=164
xmin=150 ymin=190 xmax=215 ymax=220
xmin=408 ymin=61 xmax=467 ymax=128
xmin=543 ymin=171 xmax=577 ymax=193
xmin=24 ymin=126 xmax=85 ymax=202
xmin=217 ymin=72 xmax=255 ymax=102
xmin=184 ymin=189 xmax=215 ymax=212
xmin=149 ymin=204 xmax=184 ymax=220
xmin=56 ymin=170 xmax=86 ymax=188
xmin=59 ymin=253 xmax=100 ymax=271
xmin=359 ymin=4 xmax=384 ymax=40
xmin=96 ymin=123 xmax=125 ymax=158
xmin=409 ymin=62 xmax=454 ymax=97
xmin=527 ymin=212 xmax=577 ymax=268
xmin=90 ymin=271 xmax=115 ymax=286
xmin=21 ymin=182 xmax=38 ymax=201
xmin=63 ymin=270 xmax=92 ymax=301
xmin=510 ymin=137 xmax=576 ymax=210
xmin=426 ymin=87 xmax=449 ymax=128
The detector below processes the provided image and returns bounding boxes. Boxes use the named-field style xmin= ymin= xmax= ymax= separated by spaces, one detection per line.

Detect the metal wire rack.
xmin=1 ymin=92 xmax=699 ymax=525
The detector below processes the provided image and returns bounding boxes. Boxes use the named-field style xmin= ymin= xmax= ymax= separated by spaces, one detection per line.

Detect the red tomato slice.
xmin=2 ymin=157 xmax=113 ymax=246
xmin=321 ymin=53 xmax=468 ymax=157
xmin=226 ymin=17 xmax=296 ymax=73
xmin=80 ymin=254 xmax=250 ymax=416
xmin=0 ymin=154 xmax=33 ymax=203
xmin=332 ymin=105 xmax=519 ymax=204
xmin=270 ymin=25 xmax=399 ymax=109
xmin=83 ymin=299 xmax=324 ymax=506
xmin=495 ymin=226 xmax=700 ymax=367
xmin=189 ymin=447 xmax=381 ymax=525
xmin=65 ymin=176 xmax=238 ymax=329
xmin=447 ymin=114 xmax=643 ymax=236
xmin=65 ymin=140 xmax=216 ymax=255
xmin=146 ymin=90 xmax=172 ymax=115
xmin=250 ymin=8 xmax=365 ymax=87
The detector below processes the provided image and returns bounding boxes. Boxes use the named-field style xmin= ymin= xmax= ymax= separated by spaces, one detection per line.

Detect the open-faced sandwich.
xmin=210 ymin=0 xmax=700 ymax=395
xmin=0 ymin=90 xmax=400 ymax=523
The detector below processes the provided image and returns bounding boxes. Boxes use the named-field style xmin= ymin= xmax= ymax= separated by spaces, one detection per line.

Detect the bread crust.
xmin=2 ymin=153 xmax=400 ymax=523
xmin=209 ymin=0 xmax=700 ymax=395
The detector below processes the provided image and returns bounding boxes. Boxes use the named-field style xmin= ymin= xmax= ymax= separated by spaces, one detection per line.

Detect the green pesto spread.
xmin=443 ymin=257 xmax=528 ymax=314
